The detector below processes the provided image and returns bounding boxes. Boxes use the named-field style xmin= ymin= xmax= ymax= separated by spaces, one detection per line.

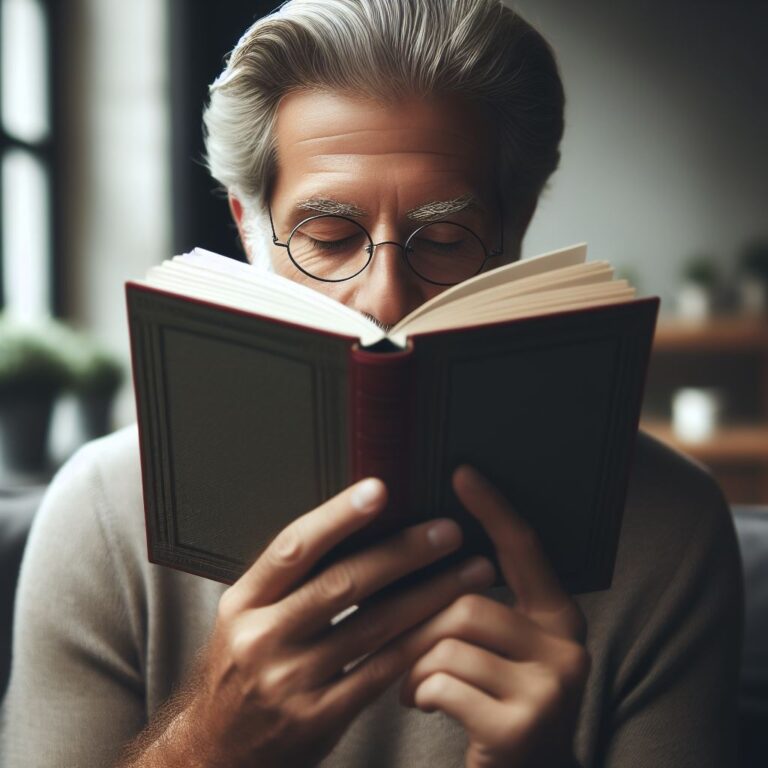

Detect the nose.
xmin=351 ymin=239 xmax=426 ymax=327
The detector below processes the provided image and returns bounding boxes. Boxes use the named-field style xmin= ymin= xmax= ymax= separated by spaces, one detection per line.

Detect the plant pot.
xmin=76 ymin=391 xmax=114 ymax=441
xmin=738 ymin=276 xmax=767 ymax=316
xmin=676 ymin=282 xmax=713 ymax=320
xmin=0 ymin=391 xmax=56 ymax=475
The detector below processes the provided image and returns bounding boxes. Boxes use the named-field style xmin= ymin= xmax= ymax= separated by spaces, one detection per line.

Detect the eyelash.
xmin=307 ymin=235 xmax=360 ymax=251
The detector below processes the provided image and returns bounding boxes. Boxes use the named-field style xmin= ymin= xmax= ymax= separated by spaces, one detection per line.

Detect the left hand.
xmin=397 ymin=465 xmax=590 ymax=768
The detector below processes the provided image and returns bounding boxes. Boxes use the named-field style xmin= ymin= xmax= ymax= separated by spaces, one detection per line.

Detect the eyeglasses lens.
xmin=288 ymin=216 xmax=371 ymax=281
xmin=287 ymin=216 xmax=486 ymax=284
xmin=406 ymin=222 xmax=486 ymax=285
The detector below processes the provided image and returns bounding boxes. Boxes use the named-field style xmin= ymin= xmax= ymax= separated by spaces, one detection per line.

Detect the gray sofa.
xmin=1 ymin=490 xmax=767 ymax=765
xmin=733 ymin=506 xmax=768 ymax=768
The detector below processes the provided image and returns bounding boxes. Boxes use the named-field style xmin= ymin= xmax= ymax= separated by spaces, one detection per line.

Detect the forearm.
xmin=115 ymin=696 xmax=213 ymax=768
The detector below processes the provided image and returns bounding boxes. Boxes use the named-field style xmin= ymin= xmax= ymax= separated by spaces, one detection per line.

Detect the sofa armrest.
xmin=0 ymin=486 xmax=46 ymax=700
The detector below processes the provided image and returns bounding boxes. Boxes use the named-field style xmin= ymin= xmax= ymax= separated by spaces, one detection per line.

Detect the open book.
xmin=140 ymin=243 xmax=636 ymax=347
xmin=127 ymin=244 xmax=658 ymax=593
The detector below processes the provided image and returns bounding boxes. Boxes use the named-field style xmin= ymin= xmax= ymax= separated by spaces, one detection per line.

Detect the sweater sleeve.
xmin=600 ymin=465 xmax=744 ymax=768
xmin=0 ymin=439 xmax=148 ymax=767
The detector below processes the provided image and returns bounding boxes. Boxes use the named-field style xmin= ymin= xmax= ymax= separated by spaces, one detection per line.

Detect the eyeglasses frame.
xmin=267 ymin=203 xmax=505 ymax=286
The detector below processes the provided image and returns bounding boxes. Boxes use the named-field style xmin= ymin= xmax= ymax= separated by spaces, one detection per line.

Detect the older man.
xmin=0 ymin=1 xmax=742 ymax=767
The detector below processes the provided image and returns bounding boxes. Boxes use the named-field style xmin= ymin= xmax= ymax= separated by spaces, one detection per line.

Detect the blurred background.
xmin=0 ymin=0 xmax=767 ymax=503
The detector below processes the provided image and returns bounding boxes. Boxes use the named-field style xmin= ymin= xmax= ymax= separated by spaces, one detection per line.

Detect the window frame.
xmin=0 ymin=0 xmax=62 ymax=317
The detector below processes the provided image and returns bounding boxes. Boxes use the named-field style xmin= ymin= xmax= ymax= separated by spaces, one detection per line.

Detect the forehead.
xmin=271 ymin=90 xmax=495 ymax=207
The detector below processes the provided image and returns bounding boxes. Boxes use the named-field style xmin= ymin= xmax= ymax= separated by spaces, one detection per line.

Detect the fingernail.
xmin=351 ymin=478 xmax=384 ymax=515
xmin=458 ymin=557 xmax=495 ymax=586
xmin=426 ymin=519 xmax=461 ymax=549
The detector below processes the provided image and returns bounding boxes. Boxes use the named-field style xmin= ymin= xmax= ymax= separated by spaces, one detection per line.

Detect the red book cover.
xmin=127 ymin=282 xmax=658 ymax=593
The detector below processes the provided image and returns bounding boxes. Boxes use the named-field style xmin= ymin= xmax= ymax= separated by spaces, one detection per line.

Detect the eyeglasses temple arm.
xmin=267 ymin=204 xmax=288 ymax=247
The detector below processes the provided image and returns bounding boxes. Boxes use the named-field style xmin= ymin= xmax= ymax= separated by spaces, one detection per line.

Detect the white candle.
xmin=672 ymin=388 xmax=722 ymax=442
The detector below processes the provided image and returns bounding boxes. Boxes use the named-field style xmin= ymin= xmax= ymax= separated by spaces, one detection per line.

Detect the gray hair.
xmin=203 ymin=0 xmax=564 ymax=262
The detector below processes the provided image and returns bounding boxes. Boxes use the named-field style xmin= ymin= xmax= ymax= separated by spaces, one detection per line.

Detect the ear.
xmin=228 ymin=193 xmax=252 ymax=262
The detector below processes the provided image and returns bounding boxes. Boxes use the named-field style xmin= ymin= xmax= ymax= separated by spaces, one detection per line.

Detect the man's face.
xmin=242 ymin=90 xmax=503 ymax=329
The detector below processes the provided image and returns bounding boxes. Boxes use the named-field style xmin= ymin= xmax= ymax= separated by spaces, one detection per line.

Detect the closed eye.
xmin=307 ymin=235 xmax=362 ymax=252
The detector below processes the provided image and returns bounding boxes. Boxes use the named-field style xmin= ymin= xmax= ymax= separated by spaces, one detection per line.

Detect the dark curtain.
xmin=169 ymin=1 xmax=281 ymax=260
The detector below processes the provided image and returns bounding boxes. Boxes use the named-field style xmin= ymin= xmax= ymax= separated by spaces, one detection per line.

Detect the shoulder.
xmin=631 ymin=428 xmax=727 ymax=510
xmin=28 ymin=425 xmax=144 ymax=559
xmin=19 ymin=426 xmax=146 ymax=608
xmin=578 ymin=429 xmax=742 ymax=639
xmin=57 ymin=423 xmax=142 ymax=499
xmin=622 ymin=430 xmax=733 ymax=555
xmin=573 ymin=437 xmax=743 ymax=767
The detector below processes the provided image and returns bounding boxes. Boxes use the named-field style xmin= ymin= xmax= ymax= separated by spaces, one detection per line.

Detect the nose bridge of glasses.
xmin=370 ymin=239 xmax=408 ymax=255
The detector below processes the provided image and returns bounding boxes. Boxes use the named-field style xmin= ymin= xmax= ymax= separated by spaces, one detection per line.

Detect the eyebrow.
xmin=296 ymin=198 xmax=366 ymax=218
xmin=407 ymin=194 xmax=483 ymax=223
xmin=294 ymin=193 xmax=483 ymax=223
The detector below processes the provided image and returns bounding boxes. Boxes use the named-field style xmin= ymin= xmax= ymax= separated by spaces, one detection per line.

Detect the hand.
xmin=183 ymin=478 xmax=497 ymax=768
xmin=397 ymin=466 xmax=590 ymax=768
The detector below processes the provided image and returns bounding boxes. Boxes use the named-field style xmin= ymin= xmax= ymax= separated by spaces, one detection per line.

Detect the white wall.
xmin=63 ymin=1 xmax=768 ymax=428
xmin=512 ymin=0 xmax=768 ymax=310
xmin=64 ymin=0 xmax=170 ymax=426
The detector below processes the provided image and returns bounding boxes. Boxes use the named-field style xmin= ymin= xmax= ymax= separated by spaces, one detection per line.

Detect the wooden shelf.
xmin=653 ymin=316 xmax=768 ymax=351
xmin=641 ymin=421 xmax=768 ymax=463
xmin=644 ymin=316 xmax=768 ymax=502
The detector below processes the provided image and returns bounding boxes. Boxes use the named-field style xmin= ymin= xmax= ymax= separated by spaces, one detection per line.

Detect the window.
xmin=0 ymin=0 xmax=54 ymax=321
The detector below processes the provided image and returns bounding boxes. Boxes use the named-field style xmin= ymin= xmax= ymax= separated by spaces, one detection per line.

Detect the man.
xmin=0 ymin=1 xmax=743 ymax=766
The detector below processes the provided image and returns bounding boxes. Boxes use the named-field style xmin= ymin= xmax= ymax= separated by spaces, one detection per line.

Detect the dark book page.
xmin=409 ymin=300 xmax=658 ymax=592
xmin=128 ymin=287 xmax=351 ymax=583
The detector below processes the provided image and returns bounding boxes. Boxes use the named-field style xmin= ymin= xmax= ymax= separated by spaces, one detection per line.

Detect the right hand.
xmin=186 ymin=477 xmax=496 ymax=768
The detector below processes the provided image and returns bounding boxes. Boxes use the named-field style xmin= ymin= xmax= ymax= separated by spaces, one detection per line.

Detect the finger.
xmin=308 ymin=559 xmax=495 ymax=724
xmin=274 ymin=516 xmax=464 ymax=637
xmin=393 ymin=593 xmax=572 ymax=671
xmin=453 ymin=465 xmax=582 ymax=638
xmin=226 ymin=477 xmax=387 ymax=610
xmin=307 ymin=556 xmax=495 ymax=687
xmin=413 ymin=672 xmax=519 ymax=744
xmin=400 ymin=638 xmax=520 ymax=706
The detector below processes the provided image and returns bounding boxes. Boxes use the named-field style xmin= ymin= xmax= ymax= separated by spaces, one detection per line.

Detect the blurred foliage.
xmin=0 ymin=317 xmax=124 ymax=398
xmin=0 ymin=318 xmax=72 ymax=396
xmin=682 ymin=253 xmax=719 ymax=287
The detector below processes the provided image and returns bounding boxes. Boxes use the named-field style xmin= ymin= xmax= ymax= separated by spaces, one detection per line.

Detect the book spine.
xmin=349 ymin=343 xmax=415 ymax=527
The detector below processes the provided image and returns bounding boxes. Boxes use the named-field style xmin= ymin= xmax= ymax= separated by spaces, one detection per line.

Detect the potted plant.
xmin=677 ymin=254 xmax=719 ymax=320
xmin=62 ymin=332 xmax=125 ymax=440
xmin=737 ymin=239 xmax=768 ymax=315
xmin=66 ymin=340 xmax=125 ymax=441
xmin=0 ymin=319 xmax=71 ymax=475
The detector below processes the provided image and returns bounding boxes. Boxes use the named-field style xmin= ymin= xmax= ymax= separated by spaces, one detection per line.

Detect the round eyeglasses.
xmin=268 ymin=207 xmax=504 ymax=286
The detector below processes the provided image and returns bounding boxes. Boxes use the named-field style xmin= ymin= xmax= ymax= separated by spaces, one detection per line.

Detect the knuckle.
xmin=217 ymin=587 xmax=241 ymax=623
xmin=560 ymin=644 xmax=591 ymax=686
xmin=433 ymin=637 xmax=462 ymax=663
xmin=315 ymin=562 xmax=356 ymax=604
xmin=230 ymin=616 xmax=278 ymax=670
xmin=229 ymin=631 xmax=256 ymax=674
xmin=423 ymin=671 xmax=451 ymax=697
xmin=267 ymin=525 xmax=304 ymax=567
xmin=453 ymin=593 xmax=484 ymax=629
xmin=259 ymin=660 xmax=304 ymax=701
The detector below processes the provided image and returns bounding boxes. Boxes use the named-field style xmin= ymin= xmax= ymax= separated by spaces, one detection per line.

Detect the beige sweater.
xmin=0 ymin=426 xmax=743 ymax=767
